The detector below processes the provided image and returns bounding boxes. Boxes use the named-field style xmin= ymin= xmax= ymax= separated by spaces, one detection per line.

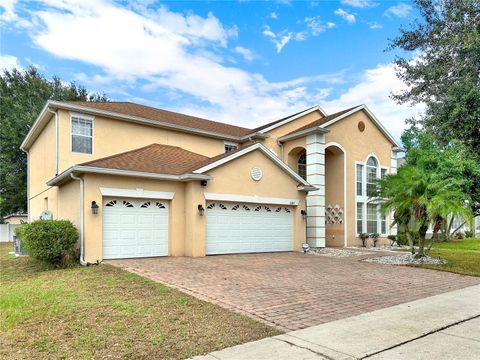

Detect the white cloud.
xmin=0 ymin=0 xmax=30 ymax=27
xmin=262 ymin=25 xmax=293 ymax=53
xmin=341 ymin=0 xmax=376 ymax=8
xmin=334 ymin=8 xmax=356 ymax=24
xmin=305 ymin=16 xmax=335 ymax=36
xmin=0 ymin=54 xmax=21 ymax=71
xmin=7 ymin=0 xmax=345 ymax=128
xmin=385 ymin=3 xmax=413 ymax=18
xmin=322 ymin=63 xmax=424 ymax=142
xmin=369 ymin=22 xmax=382 ymax=29
xmin=234 ymin=46 xmax=255 ymax=61
xmin=270 ymin=12 xmax=278 ymax=19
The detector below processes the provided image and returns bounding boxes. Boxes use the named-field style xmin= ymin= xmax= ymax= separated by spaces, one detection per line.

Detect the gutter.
xmin=70 ymin=173 xmax=87 ymax=266
xmin=47 ymin=166 xmax=212 ymax=186
xmin=297 ymin=184 xmax=319 ymax=192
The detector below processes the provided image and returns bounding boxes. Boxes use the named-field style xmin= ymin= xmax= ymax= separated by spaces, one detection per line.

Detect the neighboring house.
xmin=21 ymin=101 xmax=402 ymax=263
xmin=0 ymin=213 xmax=27 ymax=243
xmin=2 ymin=212 xmax=28 ymax=224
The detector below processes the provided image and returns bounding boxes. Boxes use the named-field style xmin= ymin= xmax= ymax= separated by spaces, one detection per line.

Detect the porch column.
xmin=306 ymin=133 xmax=326 ymax=247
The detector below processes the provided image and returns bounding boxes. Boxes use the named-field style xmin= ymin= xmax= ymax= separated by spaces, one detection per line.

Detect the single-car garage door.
xmin=102 ymin=198 xmax=168 ymax=259
xmin=206 ymin=202 xmax=293 ymax=255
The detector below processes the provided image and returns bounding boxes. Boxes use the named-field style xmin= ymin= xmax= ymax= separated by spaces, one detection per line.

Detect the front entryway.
xmin=102 ymin=198 xmax=168 ymax=259
xmin=205 ymin=202 xmax=293 ymax=255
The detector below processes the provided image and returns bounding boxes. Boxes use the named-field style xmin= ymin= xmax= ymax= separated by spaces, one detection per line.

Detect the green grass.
xmin=0 ymin=243 xmax=280 ymax=359
xmin=416 ymin=238 xmax=480 ymax=276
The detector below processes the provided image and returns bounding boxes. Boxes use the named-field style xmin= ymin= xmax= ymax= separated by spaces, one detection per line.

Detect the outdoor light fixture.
xmin=200 ymin=180 xmax=208 ymax=187
xmin=197 ymin=204 xmax=205 ymax=216
xmin=302 ymin=243 xmax=310 ymax=253
xmin=301 ymin=209 xmax=307 ymax=220
xmin=91 ymin=201 xmax=99 ymax=215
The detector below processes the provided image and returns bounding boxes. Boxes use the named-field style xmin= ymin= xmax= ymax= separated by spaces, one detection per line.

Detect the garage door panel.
xmin=102 ymin=198 xmax=168 ymax=259
xmin=206 ymin=202 xmax=293 ymax=255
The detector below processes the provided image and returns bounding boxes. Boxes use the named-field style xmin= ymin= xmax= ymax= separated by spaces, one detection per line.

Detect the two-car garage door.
xmin=206 ymin=202 xmax=293 ymax=255
xmin=102 ymin=198 xmax=168 ymax=259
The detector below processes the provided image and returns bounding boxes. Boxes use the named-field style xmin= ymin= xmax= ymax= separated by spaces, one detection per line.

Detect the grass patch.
xmin=0 ymin=243 xmax=279 ymax=359
xmin=416 ymin=238 xmax=480 ymax=276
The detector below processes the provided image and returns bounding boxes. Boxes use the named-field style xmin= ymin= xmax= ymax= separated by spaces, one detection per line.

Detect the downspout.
xmin=21 ymin=149 xmax=30 ymax=222
xmin=45 ymin=108 xmax=58 ymax=175
xmin=70 ymin=173 xmax=88 ymax=266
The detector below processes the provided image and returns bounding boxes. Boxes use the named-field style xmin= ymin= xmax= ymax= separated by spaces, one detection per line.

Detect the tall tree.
xmin=401 ymin=128 xmax=480 ymax=220
xmin=0 ymin=67 xmax=107 ymax=217
xmin=389 ymin=0 xmax=480 ymax=158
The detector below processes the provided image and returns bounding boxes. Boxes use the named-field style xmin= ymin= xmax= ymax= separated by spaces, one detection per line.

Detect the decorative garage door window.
xmin=326 ymin=204 xmax=344 ymax=225
xmin=104 ymin=199 xmax=168 ymax=209
xmin=206 ymin=202 xmax=291 ymax=213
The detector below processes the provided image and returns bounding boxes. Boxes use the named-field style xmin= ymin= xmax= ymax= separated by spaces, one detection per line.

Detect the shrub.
xmin=370 ymin=233 xmax=380 ymax=247
xmin=19 ymin=220 xmax=79 ymax=266
xmin=464 ymin=230 xmax=473 ymax=238
xmin=359 ymin=233 xmax=369 ymax=247
xmin=455 ymin=231 xmax=465 ymax=240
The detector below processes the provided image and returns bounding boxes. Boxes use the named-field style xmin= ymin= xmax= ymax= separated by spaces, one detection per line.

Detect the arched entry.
xmin=324 ymin=143 xmax=346 ymax=247
xmin=287 ymin=147 xmax=307 ymax=180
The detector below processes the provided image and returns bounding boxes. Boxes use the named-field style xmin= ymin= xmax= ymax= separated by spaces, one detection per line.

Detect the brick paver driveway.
xmin=107 ymin=252 xmax=480 ymax=331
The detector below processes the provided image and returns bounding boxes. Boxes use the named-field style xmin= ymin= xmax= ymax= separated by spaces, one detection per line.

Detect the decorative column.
xmin=306 ymin=133 xmax=326 ymax=247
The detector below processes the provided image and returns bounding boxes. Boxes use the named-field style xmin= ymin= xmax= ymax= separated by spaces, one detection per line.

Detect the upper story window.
xmin=356 ymin=164 xmax=363 ymax=196
xmin=224 ymin=142 xmax=238 ymax=153
xmin=298 ymin=153 xmax=307 ymax=180
xmin=366 ymin=156 xmax=378 ymax=196
xmin=71 ymin=116 xmax=93 ymax=154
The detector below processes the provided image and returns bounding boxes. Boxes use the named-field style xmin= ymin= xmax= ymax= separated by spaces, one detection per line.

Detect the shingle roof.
xmin=281 ymin=106 xmax=360 ymax=137
xmin=66 ymin=101 xmax=252 ymax=138
xmin=81 ymin=144 xmax=209 ymax=175
xmin=249 ymin=106 xmax=318 ymax=133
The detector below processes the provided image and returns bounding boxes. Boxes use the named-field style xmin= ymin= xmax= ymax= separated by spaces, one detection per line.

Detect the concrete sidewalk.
xmin=190 ymin=284 xmax=480 ymax=360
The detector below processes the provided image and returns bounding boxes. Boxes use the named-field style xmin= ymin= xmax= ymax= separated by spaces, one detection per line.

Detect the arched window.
xmin=366 ymin=156 xmax=378 ymax=196
xmin=298 ymin=153 xmax=307 ymax=180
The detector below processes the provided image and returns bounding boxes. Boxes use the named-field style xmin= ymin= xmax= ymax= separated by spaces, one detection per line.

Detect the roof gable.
xmin=192 ymin=142 xmax=311 ymax=186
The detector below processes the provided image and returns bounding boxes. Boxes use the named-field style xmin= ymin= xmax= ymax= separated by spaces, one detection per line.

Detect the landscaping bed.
xmin=0 ymin=243 xmax=279 ymax=359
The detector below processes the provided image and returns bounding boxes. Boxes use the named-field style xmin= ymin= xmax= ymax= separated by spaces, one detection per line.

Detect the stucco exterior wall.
xmin=323 ymin=110 xmax=393 ymax=246
xmin=81 ymin=174 xmax=186 ymax=262
xmin=325 ymin=148 xmax=345 ymax=246
xmin=28 ymin=115 xmax=55 ymax=200
xmin=56 ymin=109 xmax=226 ymax=174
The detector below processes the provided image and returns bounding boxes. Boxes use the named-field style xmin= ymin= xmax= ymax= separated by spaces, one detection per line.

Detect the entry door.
xmin=102 ymin=198 xmax=168 ymax=259
xmin=206 ymin=202 xmax=293 ymax=255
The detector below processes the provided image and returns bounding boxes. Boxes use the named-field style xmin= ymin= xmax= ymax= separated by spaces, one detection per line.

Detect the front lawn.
xmin=0 ymin=243 xmax=279 ymax=359
xmin=416 ymin=238 xmax=480 ymax=276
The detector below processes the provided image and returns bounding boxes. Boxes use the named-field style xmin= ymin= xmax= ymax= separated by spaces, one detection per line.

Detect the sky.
xmin=0 ymin=0 xmax=424 ymax=141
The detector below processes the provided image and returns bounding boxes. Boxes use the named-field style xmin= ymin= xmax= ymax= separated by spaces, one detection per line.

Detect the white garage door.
xmin=102 ymin=198 xmax=168 ymax=259
xmin=206 ymin=202 xmax=293 ymax=255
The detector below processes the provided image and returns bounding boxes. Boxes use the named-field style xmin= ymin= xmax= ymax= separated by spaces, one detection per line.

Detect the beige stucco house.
xmin=21 ymin=101 xmax=402 ymax=264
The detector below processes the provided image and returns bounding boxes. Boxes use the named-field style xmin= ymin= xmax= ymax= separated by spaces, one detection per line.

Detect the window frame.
xmin=297 ymin=153 xmax=307 ymax=180
xmin=70 ymin=112 xmax=94 ymax=155
xmin=355 ymin=155 xmax=389 ymax=236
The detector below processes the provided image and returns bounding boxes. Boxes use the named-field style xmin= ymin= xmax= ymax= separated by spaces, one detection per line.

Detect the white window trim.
xmin=354 ymin=155 xmax=389 ymax=237
xmin=70 ymin=112 xmax=94 ymax=155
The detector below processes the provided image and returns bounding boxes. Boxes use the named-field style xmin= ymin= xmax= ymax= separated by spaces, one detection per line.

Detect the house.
xmin=2 ymin=212 xmax=28 ymax=224
xmin=21 ymin=101 xmax=402 ymax=263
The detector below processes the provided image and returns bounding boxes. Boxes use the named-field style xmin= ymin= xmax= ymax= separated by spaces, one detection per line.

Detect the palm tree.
xmin=376 ymin=165 xmax=471 ymax=258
